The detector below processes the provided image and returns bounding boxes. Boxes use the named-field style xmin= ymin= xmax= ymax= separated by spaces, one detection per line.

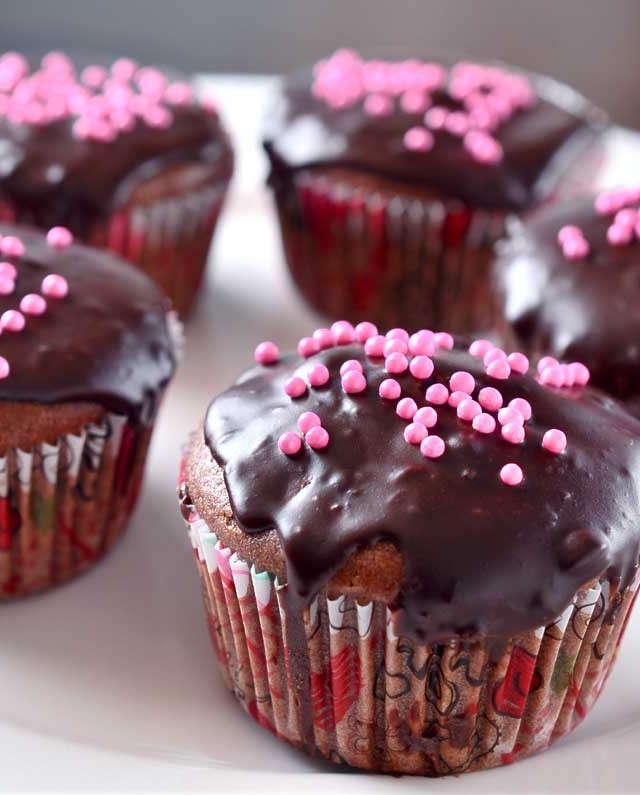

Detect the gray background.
xmin=2 ymin=0 xmax=640 ymax=126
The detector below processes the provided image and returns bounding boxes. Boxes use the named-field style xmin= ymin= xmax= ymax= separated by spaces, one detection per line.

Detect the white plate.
xmin=2 ymin=78 xmax=640 ymax=793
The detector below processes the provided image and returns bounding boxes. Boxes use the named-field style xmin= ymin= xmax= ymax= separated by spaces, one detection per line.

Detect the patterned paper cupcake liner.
xmin=181 ymin=494 xmax=639 ymax=776
xmin=272 ymin=171 xmax=507 ymax=334
xmin=0 ymin=179 xmax=229 ymax=316
xmin=0 ymin=412 xmax=155 ymax=600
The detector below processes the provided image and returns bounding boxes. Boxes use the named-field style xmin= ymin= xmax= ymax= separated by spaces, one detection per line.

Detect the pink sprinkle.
xmin=0 ymin=356 xmax=9 ymax=379
xmin=500 ymin=463 xmax=523 ymax=486
xmin=448 ymin=390 xmax=468 ymax=408
xmin=386 ymin=328 xmax=410 ymax=343
xmin=46 ymin=226 xmax=74 ymax=249
xmin=385 ymin=352 xmax=409 ymax=374
xmin=539 ymin=364 xmax=564 ymax=387
xmin=449 ymin=370 xmax=475 ymax=394
xmin=469 ymin=339 xmax=493 ymax=358
xmin=404 ymin=422 xmax=428 ymax=445
xmin=542 ymin=428 xmax=567 ymax=454
xmin=379 ymin=378 xmax=401 ymax=399
xmin=307 ymin=363 xmax=330 ymax=387
xmin=434 ymin=331 xmax=454 ymax=350
xmin=478 ymin=387 xmax=503 ymax=411
xmin=331 ymin=320 xmax=356 ymax=344
xmin=409 ymin=355 xmax=434 ymax=379
xmin=364 ymin=93 xmax=393 ymax=116
xmin=278 ymin=432 xmax=302 ymax=456
xmin=607 ymin=224 xmax=633 ymax=246
xmin=424 ymin=106 xmax=448 ymax=129
xmin=472 ymin=413 xmax=496 ymax=434
xmin=615 ymin=208 xmax=638 ymax=228
xmin=0 ymin=261 xmax=17 ymax=280
xmin=298 ymin=412 xmax=321 ymax=434
xmin=562 ymin=236 xmax=590 ymax=260
xmin=594 ymin=192 xmax=618 ymax=216
xmin=498 ymin=407 xmax=524 ymax=426
xmin=254 ymin=341 xmax=279 ymax=365
xmin=557 ymin=225 xmax=583 ymax=244
xmin=569 ymin=362 xmax=590 ymax=386
xmin=111 ymin=57 xmax=138 ymax=81
xmin=400 ymin=89 xmax=430 ymax=114
xmin=41 ymin=273 xmax=69 ymax=298
xmin=464 ymin=130 xmax=503 ymax=164
xmin=342 ymin=370 xmax=367 ymax=393
xmin=483 ymin=347 xmax=506 ymax=366
xmin=0 ymin=236 xmax=24 ymax=257
xmin=408 ymin=329 xmax=435 ymax=356
xmin=81 ymin=65 xmax=107 ymax=88
xmin=414 ymin=406 xmax=438 ymax=428
xmin=355 ymin=321 xmax=378 ymax=343
xmin=364 ymin=334 xmax=386 ymax=357
xmin=165 ymin=81 xmax=193 ymax=105
xmin=426 ymin=383 xmax=449 ymax=405
xmin=396 ymin=397 xmax=418 ymax=420
xmin=284 ymin=376 xmax=307 ymax=398
xmin=507 ymin=352 xmax=529 ymax=374
xmin=508 ymin=397 xmax=532 ymax=420
xmin=487 ymin=359 xmax=511 ymax=379
xmin=420 ymin=435 xmax=446 ymax=459
xmin=403 ymin=126 xmax=434 ymax=152
xmin=313 ymin=328 xmax=335 ymax=349
xmin=457 ymin=398 xmax=481 ymax=421
xmin=19 ymin=293 xmax=47 ymax=316
xmin=339 ymin=359 xmax=363 ymax=376
xmin=305 ymin=425 xmax=330 ymax=450
xmin=297 ymin=336 xmax=318 ymax=357
xmin=537 ymin=356 xmax=559 ymax=374
xmin=0 ymin=275 xmax=14 ymax=295
xmin=502 ymin=422 xmax=525 ymax=444
xmin=384 ymin=338 xmax=408 ymax=356
xmin=1 ymin=309 xmax=25 ymax=332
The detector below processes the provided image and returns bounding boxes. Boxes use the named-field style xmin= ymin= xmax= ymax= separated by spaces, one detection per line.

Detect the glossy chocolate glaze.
xmin=205 ymin=343 xmax=640 ymax=643
xmin=263 ymin=56 xmax=605 ymax=211
xmin=494 ymin=196 xmax=640 ymax=402
xmin=0 ymin=223 xmax=175 ymax=419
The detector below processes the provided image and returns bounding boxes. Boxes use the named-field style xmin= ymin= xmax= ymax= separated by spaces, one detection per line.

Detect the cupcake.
xmin=179 ymin=321 xmax=640 ymax=776
xmin=0 ymin=223 xmax=176 ymax=598
xmin=493 ymin=187 xmax=640 ymax=414
xmin=263 ymin=49 xmax=605 ymax=332
xmin=0 ymin=50 xmax=233 ymax=314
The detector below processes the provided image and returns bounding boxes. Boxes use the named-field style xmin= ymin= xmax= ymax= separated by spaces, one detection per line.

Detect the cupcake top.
xmin=263 ymin=48 xmax=604 ymax=210
xmin=0 ymin=223 xmax=176 ymax=420
xmin=0 ymin=51 xmax=233 ymax=228
xmin=494 ymin=187 xmax=640 ymax=403
xmin=197 ymin=322 xmax=640 ymax=643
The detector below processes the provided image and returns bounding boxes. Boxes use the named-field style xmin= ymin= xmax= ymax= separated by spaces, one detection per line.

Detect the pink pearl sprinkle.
xmin=19 ymin=293 xmax=47 ymax=316
xmin=507 ymin=352 xmax=529 ymax=374
xmin=486 ymin=358 xmax=511 ymax=379
xmin=385 ymin=352 xmax=409 ymax=374
xmin=502 ymin=422 xmax=525 ymax=444
xmin=457 ymin=398 xmax=481 ymax=421
xmin=307 ymin=363 xmax=330 ymax=387
xmin=607 ymin=224 xmax=633 ymax=246
xmin=254 ymin=341 xmax=279 ymax=365
xmin=403 ymin=126 xmax=434 ymax=152
xmin=484 ymin=347 xmax=506 ymax=366
xmin=0 ymin=261 xmax=17 ymax=280
xmin=557 ymin=225 xmax=583 ymax=245
xmin=365 ymin=335 xmax=386 ymax=357
xmin=414 ymin=406 xmax=438 ymax=428
xmin=278 ymin=432 xmax=302 ymax=456
xmin=0 ymin=356 xmax=9 ymax=379
xmin=339 ymin=359 xmax=363 ymax=376
xmin=342 ymin=370 xmax=367 ymax=394
xmin=0 ymin=236 xmax=24 ymax=257
xmin=500 ymin=463 xmax=523 ymax=486
xmin=450 ymin=371 xmax=475 ymax=394
xmin=562 ymin=236 xmax=590 ymax=259
xmin=0 ymin=275 xmax=14 ymax=295
xmin=409 ymin=330 xmax=435 ymax=356
xmin=448 ymin=390 xmax=468 ymax=408
xmin=284 ymin=376 xmax=307 ymax=398
xmin=386 ymin=328 xmax=410 ymax=343
xmin=384 ymin=338 xmax=408 ymax=356
xmin=409 ymin=355 xmax=434 ymax=379
xmin=426 ymin=383 xmax=449 ymax=405
xmin=298 ymin=412 xmax=321 ymax=434
xmin=537 ymin=356 xmax=559 ymax=374
xmin=509 ymin=397 xmax=532 ymax=420
xmin=379 ymin=378 xmax=401 ymax=399
xmin=355 ymin=321 xmax=378 ymax=343
xmin=478 ymin=387 xmax=503 ymax=411
xmin=498 ymin=407 xmax=524 ymax=426
xmin=472 ymin=412 xmax=496 ymax=434
xmin=41 ymin=273 xmax=69 ymax=298
xmin=1 ymin=309 xmax=25 ymax=332
xmin=331 ymin=320 xmax=356 ymax=344
xmin=539 ymin=364 xmax=564 ymax=387
xmin=569 ymin=362 xmax=590 ymax=386
xmin=420 ymin=435 xmax=446 ymax=459
xmin=313 ymin=328 xmax=335 ymax=349
xmin=469 ymin=339 xmax=493 ymax=358
xmin=434 ymin=332 xmax=454 ymax=350
xmin=542 ymin=428 xmax=567 ymax=454
xmin=364 ymin=93 xmax=393 ymax=116
xmin=404 ymin=422 xmax=428 ymax=445
xmin=297 ymin=336 xmax=318 ymax=357
xmin=396 ymin=397 xmax=418 ymax=420
xmin=615 ymin=208 xmax=638 ymax=228
xmin=305 ymin=425 xmax=330 ymax=450
xmin=46 ymin=226 xmax=74 ymax=250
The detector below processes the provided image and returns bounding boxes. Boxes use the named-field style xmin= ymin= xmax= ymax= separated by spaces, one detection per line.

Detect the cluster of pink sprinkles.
xmin=312 ymin=49 xmax=538 ymax=165
xmin=0 ymin=51 xmax=215 ymax=143
xmin=0 ymin=228 xmax=71 ymax=379
xmin=253 ymin=323 xmax=591 ymax=486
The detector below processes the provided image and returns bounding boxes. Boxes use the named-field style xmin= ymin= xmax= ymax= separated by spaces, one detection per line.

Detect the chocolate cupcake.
xmin=0 ymin=223 xmax=176 ymax=598
xmin=0 ymin=51 xmax=233 ymax=314
xmin=263 ymin=49 xmax=605 ymax=332
xmin=179 ymin=321 xmax=640 ymax=776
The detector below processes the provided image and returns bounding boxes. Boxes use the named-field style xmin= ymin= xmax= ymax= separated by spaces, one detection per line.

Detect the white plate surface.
xmin=2 ymin=77 xmax=640 ymax=794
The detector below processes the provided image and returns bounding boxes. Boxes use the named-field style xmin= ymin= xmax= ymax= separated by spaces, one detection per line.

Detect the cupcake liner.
xmin=272 ymin=171 xmax=506 ymax=333
xmin=182 ymin=495 xmax=639 ymax=776
xmin=0 ymin=412 xmax=154 ymax=600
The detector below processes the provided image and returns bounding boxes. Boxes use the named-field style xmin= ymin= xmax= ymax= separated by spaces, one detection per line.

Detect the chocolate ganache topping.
xmin=495 ymin=188 xmax=640 ymax=403
xmin=263 ymin=49 xmax=605 ymax=211
xmin=0 ymin=223 xmax=175 ymax=419
xmin=0 ymin=52 xmax=233 ymax=231
xmin=205 ymin=325 xmax=640 ymax=643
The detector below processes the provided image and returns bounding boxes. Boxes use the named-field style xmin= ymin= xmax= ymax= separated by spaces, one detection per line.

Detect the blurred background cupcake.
xmin=263 ymin=49 xmax=606 ymax=332
xmin=0 ymin=223 xmax=176 ymax=598
xmin=0 ymin=50 xmax=233 ymax=314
